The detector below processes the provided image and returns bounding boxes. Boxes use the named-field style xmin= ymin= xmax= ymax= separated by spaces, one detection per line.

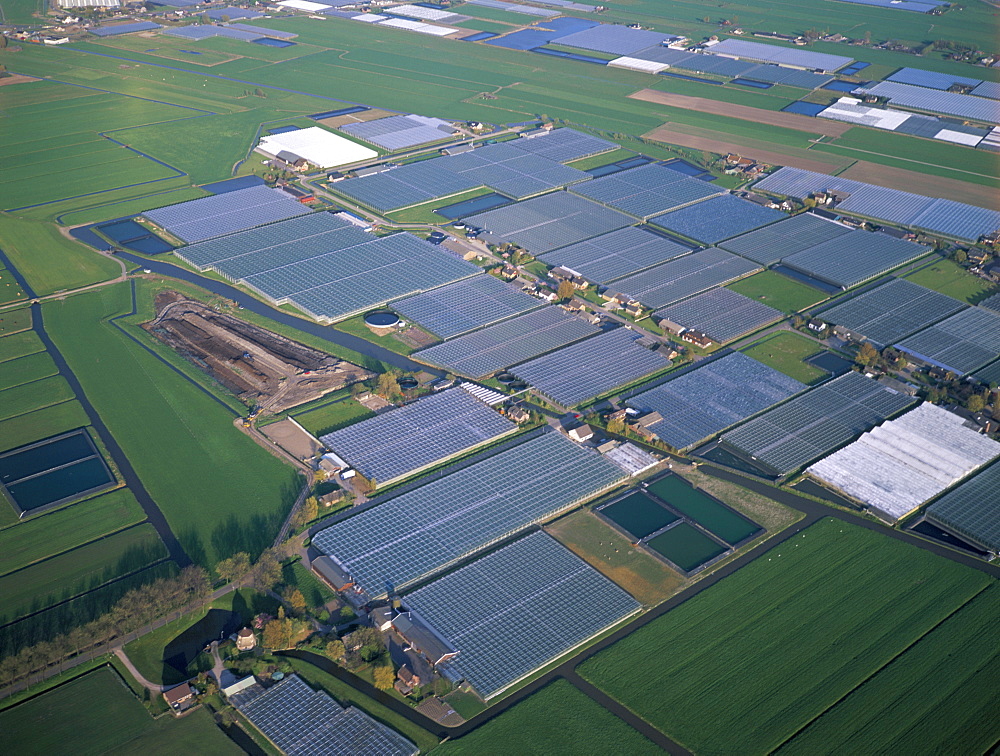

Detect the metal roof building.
xmin=807 ymin=403 xmax=1000 ymax=522
xmin=853 ymin=81 xmax=1000 ymax=124
xmin=706 ymin=38 xmax=852 ymax=72
xmin=926 ymin=460 xmax=1000 ymax=553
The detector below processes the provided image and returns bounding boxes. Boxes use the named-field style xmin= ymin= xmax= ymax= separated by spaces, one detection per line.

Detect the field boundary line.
xmin=768 ymin=582 xmax=994 ymax=754
xmin=0 ymin=517 xmax=150 ymax=580
xmin=0 ymin=396 xmax=77 ymax=426
xmin=816 ymin=142 xmax=1000 ymax=181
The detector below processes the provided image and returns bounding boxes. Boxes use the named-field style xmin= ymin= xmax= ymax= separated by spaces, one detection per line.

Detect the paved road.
xmin=114 ymin=648 xmax=165 ymax=692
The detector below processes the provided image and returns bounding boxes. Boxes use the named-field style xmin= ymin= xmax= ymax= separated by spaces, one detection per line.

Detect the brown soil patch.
xmin=840 ymin=160 xmax=999 ymax=209
xmin=629 ymin=88 xmax=852 ymax=137
xmin=644 ymin=124 xmax=845 ymax=173
xmin=260 ymin=418 xmax=323 ymax=460
xmin=0 ymin=74 xmax=40 ymax=87
xmin=315 ymin=109 xmax=394 ymax=129
xmin=143 ymin=292 xmax=372 ymax=414
xmin=545 ymin=508 xmax=686 ymax=606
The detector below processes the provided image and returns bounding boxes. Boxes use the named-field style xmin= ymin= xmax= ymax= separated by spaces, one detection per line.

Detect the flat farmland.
xmin=0 ymin=266 xmax=26 ymax=305
xmin=292 ymin=398 xmax=374 ymax=437
xmin=0 ymin=307 xmax=32 ymax=336
xmin=0 ymin=375 xmax=75 ymax=421
xmin=904 ymin=258 xmax=998 ymax=304
xmin=0 ymin=523 xmax=167 ymax=625
xmin=0 ymin=330 xmax=43 ymax=363
xmin=0 ymin=400 xmax=91 ymax=454
xmin=629 ymin=89 xmax=851 ymax=137
xmin=0 ymin=488 xmax=144 ymax=576
xmin=435 ymin=679 xmax=662 ymax=756
xmin=0 ymin=665 xmax=240 ymax=755
xmin=741 ymin=331 xmax=827 ymax=384
xmin=579 ymin=518 xmax=994 ymax=754
xmin=0 ymin=351 xmax=58 ymax=390
xmin=779 ymin=583 xmax=1000 ymax=755
xmin=0 ymin=217 xmax=121 ymax=296
xmin=727 ymin=270 xmax=829 ymax=314
xmin=43 ymin=284 xmax=300 ymax=567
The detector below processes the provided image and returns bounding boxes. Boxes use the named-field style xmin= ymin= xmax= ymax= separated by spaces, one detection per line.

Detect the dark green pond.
xmin=600 ymin=491 xmax=678 ymax=540
xmin=647 ymin=523 xmax=727 ymax=572
xmin=647 ymin=475 xmax=762 ymax=545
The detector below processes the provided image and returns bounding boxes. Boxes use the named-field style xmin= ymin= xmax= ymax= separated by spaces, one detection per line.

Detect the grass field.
xmin=741 ymin=331 xmax=828 ymax=384
xmin=0 ymin=0 xmax=44 ymax=24
xmin=727 ymin=271 xmax=829 ymax=314
xmin=0 ymin=523 xmax=167 ymax=624
xmin=0 ymin=488 xmax=144 ymax=577
xmin=780 ymin=582 xmax=1000 ymax=754
xmin=0 ymin=265 xmax=26 ymax=304
xmin=292 ymin=397 xmax=374 ymax=437
xmin=0 ymin=400 xmax=92 ymax=454
xmin=0 ymin=665 xmax=240 ymax=755
xmin=0 ymin=329 xmax=43 ymax=363
xmin=44 ymin=284 xmax=300 ymax=567
xmin=0 ymin=350 xmax=57 ymax=390
xmin=0 ymin=307 xmax=32 ymax=337
xmin=0 ymin=374 xmax=75 ymax=421
xmin=579 ymin=518 xmax=993 ymax=754
xmin=0 ymin=216 xmax=120 ymax=296
xmin=545 ymin=508 xmax=685 ymax=606
xmin=435 ymin=679 xmax=661 ymax=755
xmin=281 ymin=559 xmax=335 ymax=609
xmin=904 ymin=259 xmax=998 ymax=305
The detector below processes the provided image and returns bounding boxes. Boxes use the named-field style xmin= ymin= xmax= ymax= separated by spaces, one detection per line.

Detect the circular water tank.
xmin=509 ymin=381 xmax=528 ymax=391
xmin=364 ymin=311 xmax=400 ymax=328
xmin=398 ymin=377 xmax=418 ymax=390
xmin=496 ymin=372 xmax=516 ymax=384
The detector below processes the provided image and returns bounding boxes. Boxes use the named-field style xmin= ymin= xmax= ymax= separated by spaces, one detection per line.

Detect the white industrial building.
xmin=806 ymin=403 xmax=1000 ymax=522
xmin=256 ymin=126 xmax=377 ymax=169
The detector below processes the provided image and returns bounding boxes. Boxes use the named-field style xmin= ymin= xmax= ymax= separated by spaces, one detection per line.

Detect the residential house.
xmin=391 ymin=612 xmax=460 ymax=666
xmin=394 ymin=665 xmax=421 ymax=696
xmin=681 ymin=330 xmax=713 ymax=347
xmin=808 ymin=319 xmax=828 ymax=333
xmin=370 ymin=606 xmax=395 ymax=632
xmin=236 ymin=628 xmax=257 ymax=652
xmin=164 ymin=683 xmax=195 ymax=710
xmin=567 ymin=424 xmax=596 ymax=443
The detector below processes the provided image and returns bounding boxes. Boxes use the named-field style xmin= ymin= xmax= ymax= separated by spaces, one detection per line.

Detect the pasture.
xmin=43 ymin=284 xmax=300 ymax=567
xmin=0 ymin=375 xmax=74 ymax=422
xmin=0 ymin=488 xmax=144 ymax=576
xmin=0 ymin=216 xmax=120 ymax=296
xmin=741 ymin=331 xmax=828 ymax=384
xmin=436 ymin=679 xmax=661 ymax=755
xmin=778 ymin=583 xmax=1000 ymax=755
xmin=579 ymin=518 xmax=993 ymax=754
xmin=905 ymin=258 xmax=998 ymax=305
xmin=0 ymin=523 xmax=166 ymax=625
xmin=0 ymin=665 xmax=239 ymax=755
xmin=0 ymin=265 xmax=26 ymax=304
xmin=0 ymin=307 xmax=32 ymax=337
xmin=0 ymin=400 xmax=91 ymax=454
xmin=0 ymin=330 xmax=43 ymax=363
xmin=0 ymin=350 xmax=57 ymax=391
xmin=727 ymin=270 xmax=829 ymax=314
xmin=292 ymin=397 xmax=374 ymax=437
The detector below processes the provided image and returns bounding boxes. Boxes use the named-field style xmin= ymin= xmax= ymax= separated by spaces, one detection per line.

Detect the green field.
xmin=0 ymin=307 xmax=32 ymax=337
xmin=0 ymin=216 xmax=120 ymax=296
xmin=779 ymin=583 xmax=1000 ymax=755
xmin=0 ymin=375 xmax=75 ymax=421
xmin=43 ymin=284 xmax=300 ymax=567
xmin=0 ymin=350 xmax=57 ymax=390
xmin=0 ymin=329 xmax=43 ymax=363
xmin=0 ymin=666 xmax=239 ymax=755
xmin=579 ymin=518 xmax=994 ymax=754
xmin=0 ymin=265 xmax=26 ymax=304
xmin=435 ymin=679 xmax=661 ymax=755
xmin=727 ymin=271 xmax=828 ymax=314
xmin=0 ymin=523 xmax=167 ymax=624
xmin=0 ymin=488 xmax=144 ymax=576
xmin=904 ymin=258 xmax=998 ymax=304
xmin=293 ymin=397 xmax=375 ymax=437
xmin=282 ymin=559 xmax=335 ymax=609
xmin=0 ymin=400 xmax=91 ymax=454
xmin=0 ymin=0 xmax=44 ymax=25
xmin=741 ymin=331 xmax=828 ymax=384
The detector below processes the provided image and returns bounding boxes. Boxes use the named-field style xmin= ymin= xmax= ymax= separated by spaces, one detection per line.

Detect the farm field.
xmin=0 ymin=375 xmax=74 ymax=422
xmin=0 ymin=307 xmax=32 ymax=337
xmin=740 ymin=331 xmax=828 ymax=384
xmin=0 ymin=666 xmax=239 ymax=755
xmin=292 ymin=397 xmax=375 ymax=437
xmin=0 ymin=400 xmax=92 ymax=454
xmin=281 ymin=559 xmax=335 ymax=609
xmin=0 ymin=523 xmax=167 ymax=625
xmin=0 ymin=329 xmax=43 ymax=363
xmin=43 ymin=284 xmax=300 ymax=568
xmin=0 ymin=488 xmax=144 ymax=576
xmin=779 ymin=582 xmax=1000 ymax=755
xmin=435 ymin=678 xmax=661 ymax=756
xmin=0 ymin=350 xmax=57 ymax=390
xmin=0 ymin=216 xmax=120 ymax=296
xmin=579 ymin=518 xmax=994 ymax=754
xmin=0 ymin=265 xmax=26 ymax=304
xmin=727 ymin=270 xmax=830 ymax=314
xmin=904 ymin=259 xmax=998 ymax=305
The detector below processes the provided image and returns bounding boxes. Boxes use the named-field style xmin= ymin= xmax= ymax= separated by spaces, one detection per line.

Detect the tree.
xmin=855 ymin=342 xmax=879 ymax=366
xmin=302 ymin=496 xmax=318 ymax=523
xmin=556 ymin=279 xmax=575 ymax=301
xmin=0 ymin=35 xmax=7 ymax=49
xmin=954 ymin=248 xmax=967 ymax=264
xmin=215 ymin=552 xmax=251 ymax=584
xmin=286 ymin=589 xmax=306 ymax=614
xmin=326 ymin=639 xmax=346 ymax=660
xmin=606 ymin=417 xmax=625 ymax=435
xmin=377 ymin=372 xmax=400 ymax=400
xmin=373 ymin=665 xmax=396 ymax=690
xmin=967 ymin=393 xmax=987 ymax=413
xmin=251 ymin=548 xmax=283 ymax=592
xmin=262 ymin=617 xmax=294 ymax=650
